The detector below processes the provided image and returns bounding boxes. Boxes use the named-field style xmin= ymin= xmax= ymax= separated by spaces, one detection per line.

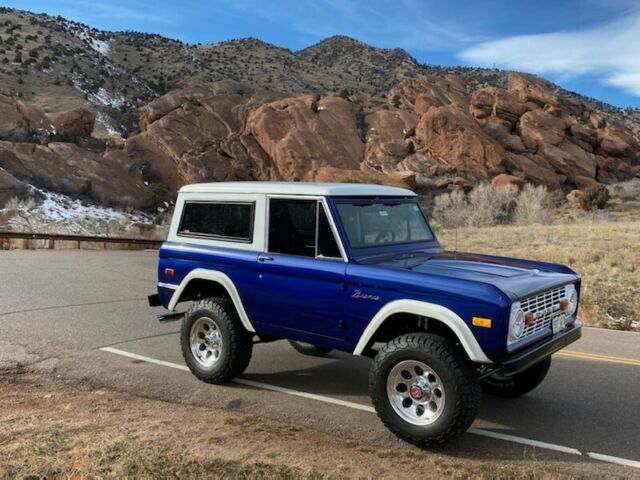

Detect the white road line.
xmin=587 ymin=452 xmax=640 ymax=469
xmin=468 ymin=428 xmax=581 ymax=455
xmin=100 ymin=347 xmax=190 ymax=371
xmin=100 ymin=347 xmax=375 ymax=413
xmin=99 ymin=347 xmax=638 ymax=469
xmin=234 ymin=378 xmax=376 ymax=413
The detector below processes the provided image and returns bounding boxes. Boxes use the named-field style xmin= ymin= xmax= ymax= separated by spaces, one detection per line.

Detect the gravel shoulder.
xmin=0 ymin=373 xmax=630 ymax=479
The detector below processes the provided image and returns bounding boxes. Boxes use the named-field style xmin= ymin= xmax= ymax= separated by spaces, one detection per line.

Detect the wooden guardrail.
xmin=0 ymin=231 xmax=164 ymax=250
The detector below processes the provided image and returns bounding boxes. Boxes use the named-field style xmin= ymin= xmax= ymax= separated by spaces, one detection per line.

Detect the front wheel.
xmin=369 ymin=333 xmax=481 ymax=447
xmin=482 ymin=357 xmax=551 ymax=397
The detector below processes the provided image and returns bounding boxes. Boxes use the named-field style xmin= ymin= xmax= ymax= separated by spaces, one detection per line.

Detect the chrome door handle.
xmin=258 ymin=255 xmax=275 ymax=262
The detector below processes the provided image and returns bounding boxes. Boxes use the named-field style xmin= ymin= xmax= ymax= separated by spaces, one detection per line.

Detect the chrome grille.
xmin=520 ymin=286 xmax=566 ymax=338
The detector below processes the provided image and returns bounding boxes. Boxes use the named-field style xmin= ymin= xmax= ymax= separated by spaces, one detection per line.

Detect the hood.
xmin=369 ymin=250 xmax=578 ymax=300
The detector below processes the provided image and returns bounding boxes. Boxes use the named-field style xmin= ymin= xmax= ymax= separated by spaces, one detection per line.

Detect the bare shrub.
xmin=608 ymin=179 xmax=640 ymax=201
xmin=433 ymin=189 xmax=466 ymax=228
xmin=433 ymin=183 xmax=517 ymax=228
xmin=433 ymin=183 xmax=553 ymax=228
xmin=466 ymin=183 xmax=517 ymax=227
xmin=579 ymin=184 xmax=610 ymax=211
xmin=514 ymin=184 xmax=553 ymax=225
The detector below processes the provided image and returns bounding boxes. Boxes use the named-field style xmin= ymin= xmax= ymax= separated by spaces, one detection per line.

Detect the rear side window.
xmin=268 ymin=199 xmax=317 ymax=257
xmin=179 ymin=202 xmax=254 ymax=241
xmin=268 ymin=199 xmax=342 ymax=259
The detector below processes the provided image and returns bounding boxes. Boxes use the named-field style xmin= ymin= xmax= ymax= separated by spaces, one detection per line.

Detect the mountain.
xmin=0 ymin=7 xmax=639 ymax=211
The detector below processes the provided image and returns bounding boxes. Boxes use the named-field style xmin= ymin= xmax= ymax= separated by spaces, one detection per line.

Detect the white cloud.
xmin=458 ymin=10 xmax=640 ymax=97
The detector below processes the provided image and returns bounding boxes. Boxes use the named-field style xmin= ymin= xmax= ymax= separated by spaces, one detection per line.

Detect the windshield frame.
xmin=328 ymin=196 xmax=440 ymax=255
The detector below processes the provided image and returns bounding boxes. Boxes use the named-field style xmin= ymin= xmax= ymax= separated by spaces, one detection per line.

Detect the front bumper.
xmin=496 ymin=321 xmax=582 ymax=377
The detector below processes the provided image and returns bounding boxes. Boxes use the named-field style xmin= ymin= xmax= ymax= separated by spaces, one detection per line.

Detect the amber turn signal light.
xmin=559 ymin=299 xmax=569 ymax=311
xmin=524 ymin=313 xmax=535 ymax=326
xmin=472 ymin=317 xmax=492 ymax=328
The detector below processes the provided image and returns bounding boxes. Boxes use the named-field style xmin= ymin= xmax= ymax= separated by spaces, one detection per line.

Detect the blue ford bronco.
xmin=149 ymin=182 xmax=582 ymax=446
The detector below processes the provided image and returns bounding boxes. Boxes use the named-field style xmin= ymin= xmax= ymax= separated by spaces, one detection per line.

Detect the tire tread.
xmin=369 ymin=332 xmax=480 ymax=446
xmin=180 ymin=297 xmax=253 ymax=384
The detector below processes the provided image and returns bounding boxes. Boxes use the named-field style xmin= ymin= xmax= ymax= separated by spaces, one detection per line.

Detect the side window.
xmin=268 ymin=199 xmax=342 ymax=259
xmin=268 ymin=199 xmax=317 ymax=257
xmin=317 ymin=206 xmax=341 ymax=258
xmin=179 ymin=202 xmax=254 ymax=241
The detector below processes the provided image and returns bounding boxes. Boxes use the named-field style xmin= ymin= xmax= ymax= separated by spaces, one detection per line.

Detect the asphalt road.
xmin=1 ymin=250 xmax=639 ymax=471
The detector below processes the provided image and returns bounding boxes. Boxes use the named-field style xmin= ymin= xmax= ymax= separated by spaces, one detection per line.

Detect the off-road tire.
xmin=369 ymin=332 xmax=481 ymax=447
xmin=288 ymin=340 xmax=332 ymax=357
xmin=482 ymin=357 xmax=551 ymax=397
xmin=181 ymin=297 xmax=253 ymax=384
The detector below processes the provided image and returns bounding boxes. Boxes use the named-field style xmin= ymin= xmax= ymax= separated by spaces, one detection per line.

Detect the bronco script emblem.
xmin=351 ymin=289 xmax=380 ymax=301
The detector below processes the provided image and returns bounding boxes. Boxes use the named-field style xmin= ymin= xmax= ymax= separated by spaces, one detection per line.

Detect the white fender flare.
xmin=352 ymin=299 xmax=492 ymax=364
xmin=168 ymin=268 xmax=255 ymax=333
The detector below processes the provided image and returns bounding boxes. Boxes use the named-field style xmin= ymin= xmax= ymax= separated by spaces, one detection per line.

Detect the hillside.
xmin=0 ymin=7 xmax=639 ymax=214
xmin=2 ymin=8 xmax=639 ymax=135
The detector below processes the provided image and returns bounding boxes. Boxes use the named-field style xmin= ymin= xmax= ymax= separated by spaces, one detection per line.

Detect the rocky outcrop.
xmin=247 ymin=95 xmax=364 ymax=181
xmin=0 ymin=88 xmax=54 ymax=142
xmin=50 ymin=107 xmax=96 ymax=138
xmin=0 ymin=72 xmax=638 ymax=208
xmin=403 ymin=73 xmax=638 ymax=189
xmin=0 ymin=166 xmax=26 ymax=205
xmin=414 ymin=105 xmax=506 ymax=179
xmin=0 ymin=140 xmax=142 ymax=204
xmin=491 ymin=173 xmax=524 ymax=189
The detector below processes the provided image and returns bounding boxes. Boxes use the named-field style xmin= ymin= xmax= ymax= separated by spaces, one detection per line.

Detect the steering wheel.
xmin=375 ymin=229 xmax=395 ymax=244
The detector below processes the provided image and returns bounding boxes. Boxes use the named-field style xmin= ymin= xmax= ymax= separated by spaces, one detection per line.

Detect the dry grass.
xmin=438 ymin=206 xmax=640 ymax=331
xmin=0 ymin=374 xmax=616 ymax=479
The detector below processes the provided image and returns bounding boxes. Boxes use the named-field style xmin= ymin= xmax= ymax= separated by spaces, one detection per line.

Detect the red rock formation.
xmin=50 ymin=107 xmax=96 ymax=138
xmin=0 ymin=73 xmax=638 ymax=208
xmin=491 ymin=173 xmax=524 ymax=189
xmin=247 ymin=95 xmax=364 ymax=181
xmin=414 ymin=105 xmax=506 ymax=179
xmin=0 ymin=87 xmax=54 ymax=141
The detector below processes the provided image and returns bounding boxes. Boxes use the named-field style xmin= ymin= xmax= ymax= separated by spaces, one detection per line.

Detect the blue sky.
xmin=5 ymin=0 xmax=640 ymax=107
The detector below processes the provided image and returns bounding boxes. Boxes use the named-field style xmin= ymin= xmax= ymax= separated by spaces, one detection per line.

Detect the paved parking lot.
xmin=1 ymin=250 xmax=639 ymax=470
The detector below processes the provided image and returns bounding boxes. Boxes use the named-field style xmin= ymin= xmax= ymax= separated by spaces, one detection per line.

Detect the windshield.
xmin=335 ymin=199 xmax=435 ymax=248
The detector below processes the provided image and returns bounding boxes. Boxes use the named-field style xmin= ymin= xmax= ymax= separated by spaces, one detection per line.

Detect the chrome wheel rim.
xmin=190 ymin=317 xmax=223 ymax=368
xmin=386 ymin=360 xmax=446 ymax=426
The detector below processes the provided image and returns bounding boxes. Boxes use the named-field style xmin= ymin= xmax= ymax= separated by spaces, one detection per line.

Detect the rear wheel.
xmin=369 ymin=333 xmax=480 ymax=446
xmin=482 ymin=357 xmax=551 ymax=397
xmin=181 ymin=297 xmax=253 ymax=384
xmin=288 ymin=340 xmax=332 ymax=357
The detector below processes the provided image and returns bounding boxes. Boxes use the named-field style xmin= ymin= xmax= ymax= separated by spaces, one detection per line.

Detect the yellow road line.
xmin=557 ymin=350 xmax=640 ymax=367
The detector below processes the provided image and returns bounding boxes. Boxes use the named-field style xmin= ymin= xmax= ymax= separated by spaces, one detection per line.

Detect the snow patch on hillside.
xmin=90 ymin=87 xmax=126 ymax=108
xmin=61 ymin=19 xmax=111 ymax=55
xmin=96 ymin=112 xmax=119 ymax=135
xmin=36 ymin=190 xmax=149 ymax=224
xmin=71 ymin=77 xmax=125 ymax=109
xmin=0 ymin=188 xmax=158 ymax=237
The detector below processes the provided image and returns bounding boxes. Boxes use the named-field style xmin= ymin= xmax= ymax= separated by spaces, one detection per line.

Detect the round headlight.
xmin=511 ymin=308 xmax=525 ymax=340
xmin=566 ymin=286 xmax=578 ymax=316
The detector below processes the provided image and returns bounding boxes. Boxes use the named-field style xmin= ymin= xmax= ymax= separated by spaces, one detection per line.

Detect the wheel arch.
xmin=353 ymin=300 xmax=492 ymax=364
xmin=168 ymin=268 xmax=255 ymax=333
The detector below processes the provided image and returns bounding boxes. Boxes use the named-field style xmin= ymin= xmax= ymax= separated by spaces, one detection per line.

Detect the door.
xmin=255 ymin=197 xmax=347 ymax=345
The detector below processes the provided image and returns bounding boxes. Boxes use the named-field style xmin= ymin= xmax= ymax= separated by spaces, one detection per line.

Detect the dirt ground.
xmin=0 ymin=373 xmax=630 ymax=479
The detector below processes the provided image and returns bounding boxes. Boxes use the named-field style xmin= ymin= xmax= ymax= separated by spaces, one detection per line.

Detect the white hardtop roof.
xmin=179 ymin=181 xmax=416 ymax=197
